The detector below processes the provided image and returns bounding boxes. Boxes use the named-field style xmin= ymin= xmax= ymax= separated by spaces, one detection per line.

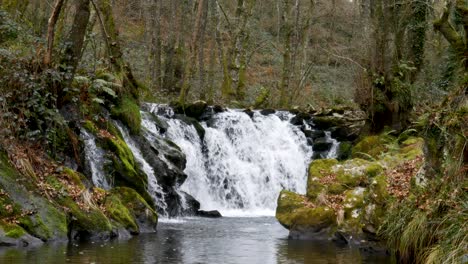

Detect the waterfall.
xmin=81 ymin=129 xmax=110 ymax=189
xmin=145 ymin=106 xmax=316 ymax=216
xmin=113 ymin=121 xmax=169 ymax=215
xmin=325 ymin=131 xmax=340 ymax=159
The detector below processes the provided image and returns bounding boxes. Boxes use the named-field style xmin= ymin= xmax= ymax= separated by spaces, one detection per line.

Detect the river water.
xmin=0 ymin=217 xmax=393 ymax=264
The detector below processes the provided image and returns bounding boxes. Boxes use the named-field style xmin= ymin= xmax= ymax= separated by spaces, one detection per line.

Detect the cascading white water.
xmin=145 ymin=106 xmax=314 ymax=216
xmin=325 ymin=131 xmax=340 ymax=159
xmin=113 ymin=121 xmax=169 ymax=215
xmin=81 ymin=129 xmax=110 ymax=189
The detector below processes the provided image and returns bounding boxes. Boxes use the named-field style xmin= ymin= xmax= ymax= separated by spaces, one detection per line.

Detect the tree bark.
xmin=44 ymin=0 xmax=65 ymax=67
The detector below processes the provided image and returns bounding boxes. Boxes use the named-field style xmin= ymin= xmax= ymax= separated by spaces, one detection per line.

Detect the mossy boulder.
xmin=110 ymin=187 xmax=157 ymax=233
xmin=100 ymin=133 xmax=152 ymax=206
xmin=276 ymin=134 xmax=426 ymax=245
xmin=171 ymin=100 xmax=208 ymax=120
xmin=352 ymin=135 xmax=388 ymax=159
xmin=0 ymin=221 xmax=43 ymax=247
xmin=307 ymin=159 xmax=338 ymax=199
xmin=276 ymin=190 xmax=336 ymax=232
xmin=0 ymin=153 xmax=68 ymax=242
xmin=111 ymin=97 xmax=141 ymax=134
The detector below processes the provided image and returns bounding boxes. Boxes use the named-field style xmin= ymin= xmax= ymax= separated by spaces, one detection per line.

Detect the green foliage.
xmin=0 ymin=10 xmax=19 ymax=44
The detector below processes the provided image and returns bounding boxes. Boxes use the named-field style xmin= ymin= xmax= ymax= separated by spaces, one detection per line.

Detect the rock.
xmin=312 ymin=137 xmax=332 ymax=152
xmin=174 ymin=114 xmax=205 ymax=140
xmin=0 ymin=224 xmax=43 ymax=247
xmin=276 ymin=190 xmax=336 ymax=237
xmin=275 ymin=135 xmax=426 ymax=247
xmin=310 ymin=109 xmax=365 ymax=142
xmin=352 ymin=135 xmax=387 ymax=159
xmin=303 ymin=129 xmax=325 ymax=140
xmin=110 ymin=187 xmax=158 ymax=233
xmin=260 ymin=109 xmax=276 ymax=115
xmin=243 ymin=109 xmax=255 ymax=118
xmin=197 ymin=210 xmax=222 ymax=218
xmin=172 ymin=101 xmax=208 ymax=120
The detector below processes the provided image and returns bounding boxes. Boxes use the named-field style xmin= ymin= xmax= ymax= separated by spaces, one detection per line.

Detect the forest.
xmin=0 ymin=0 xmax=466 ymax=263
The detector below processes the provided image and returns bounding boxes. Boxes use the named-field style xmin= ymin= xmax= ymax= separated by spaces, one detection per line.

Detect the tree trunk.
xmin=95 ymin=0 xmax=140 ymax=99
xmin=44 ymin=0 xmax=65 ymax=67
xmin=279 ymin=0 xmax=292 ymax=108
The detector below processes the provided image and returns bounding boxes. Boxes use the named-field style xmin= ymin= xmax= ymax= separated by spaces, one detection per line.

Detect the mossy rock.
xmin=307 ymin=159 xmax=338 ymax=198
xmin=0 ymin=154 xmax=68 ymax=241
xmin=331 ymin=159 xmax=382 ymax=189
xmin=368 ymin=174 xmax=389 ymax=205
xmin=104 ymin=192 xmax=139 ymax=234
xmin=352 ymin=135 xmax=388 ymax=159
xmin=312 ymin=116 xmax=343 ymax=130
xmin=276 ymin=190 xmax=336 ymax=230
xmin=101 ymin=134 xmax=149 ymax=202
xmin=0 ymin=221 xmax=43 ymax=247
xmin=111 ymin=97 xmax=141 ymax=134
xmin=343 ymin=187 xmax=366 ymax=216
xmin=110 ymin=187 xmax=157 ymax=233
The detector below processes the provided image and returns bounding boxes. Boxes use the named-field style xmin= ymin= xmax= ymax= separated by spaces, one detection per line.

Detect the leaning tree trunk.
xmin=94 ymin=0 xmax=140 ymax=99
xmin=44 ymin=0 xmax=65 ymax=67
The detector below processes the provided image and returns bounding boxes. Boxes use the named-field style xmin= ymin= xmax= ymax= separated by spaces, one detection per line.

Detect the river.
xmin=0 ymin=217 xmax=393 ymax=264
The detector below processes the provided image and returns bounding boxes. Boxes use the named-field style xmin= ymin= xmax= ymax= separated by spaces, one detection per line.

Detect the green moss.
xmin=352 ymin=135 xmax=388 ymax=159
xmin=369 ymin=174 xmax=389 ymax=205
xmin=343 ymin=187 xmax=366 ymax=217
xmin=111 ymin=97 xmax=141 ymax=134
xmin=276 ymin=190 xmax=336 ymax=230
xmin=365 ymin=163 xmax=384 ymax=177
xmin=307 ymin=159 xmax=338 ymax=198
xmin=2 ymin=222 xmax=27 ymax=238
xmin=83 ymin=120 xmax=98 ymax=134
xmin=62 ymin=168 xmax=86 ymax=189
xmin=60 ymin=196 xmax=112 ymax=232
xmin=111 ymin=187 xmax=158 ymax=228
xmin=334 ymin=159 xmax=370 ymax=188
xmin=105 ymin=193 xmax=139 ymax=233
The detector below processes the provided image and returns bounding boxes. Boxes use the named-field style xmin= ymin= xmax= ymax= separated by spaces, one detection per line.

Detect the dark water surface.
xmin=0 ymin=217 xmax=393 ymax=264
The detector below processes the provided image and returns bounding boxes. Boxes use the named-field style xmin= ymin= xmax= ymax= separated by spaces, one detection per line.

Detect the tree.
xmin=44 ymin=0 xmax=65 ymax=67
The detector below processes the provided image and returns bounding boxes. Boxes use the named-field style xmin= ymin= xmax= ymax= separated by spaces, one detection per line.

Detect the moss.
xmin=307 ymin=159 xmax=338 ymax=198
xmin=1 ymin=222 xmax=27 ymax=238
xmin=343 ymin=187 xmax=366 ymax=217
xmin=369 ymin=174 xmax=389 ymax=205
xmin=312 ymin=116 xmax=342 ymax=129
xmin=111 ymin=97 xmax=141 ymax=134
xmin=83 ymin=120 xmax=98 ymax=134
xmin=104 ymin=193 xmax=139 ymax=233
xmin=111 ymin=187 xmax=158 ymax=228
xmin=333 ymin=159 xmax=371 ymax=188
xmin=365 ymin=163 xmax=384 ymax=177
xmin=352 ymin=135 xmax=388 ymax=159
xmin=276 ymin=190 xmax=336 ymax=230
xmin=62 ymin=167 xmax=86 ymax=189
xmin=61 ymin=196 xmax=112 ymax=232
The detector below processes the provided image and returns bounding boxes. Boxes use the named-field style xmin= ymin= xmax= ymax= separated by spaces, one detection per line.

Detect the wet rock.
xmin=260 ymin=109 xmax=276 ymax=116
xmin=303 ymin=129 xmax=325 ymax=140
xmin=243 ymin=109 xmax=255 ymax=118
xmin=312 ymin=137 xmax=332 ymax=152
xmin=197 ymin=210 xmax=222 ymax=218
xmin=174 ymin=114 xmax=205 ymax=140
xmin=0 ymin=226 xmax=43 ymax=247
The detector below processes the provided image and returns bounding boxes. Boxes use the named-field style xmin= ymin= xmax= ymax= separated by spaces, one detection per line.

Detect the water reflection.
xmin=0 ymin=217 xmax=393 ymax=264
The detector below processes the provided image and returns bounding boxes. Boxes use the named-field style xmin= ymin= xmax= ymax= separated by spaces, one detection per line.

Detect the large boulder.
xmin=311 ymin=109 xmax=366 ymax=142
xmin=276 ymin=135 xmax=426 ymax=247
